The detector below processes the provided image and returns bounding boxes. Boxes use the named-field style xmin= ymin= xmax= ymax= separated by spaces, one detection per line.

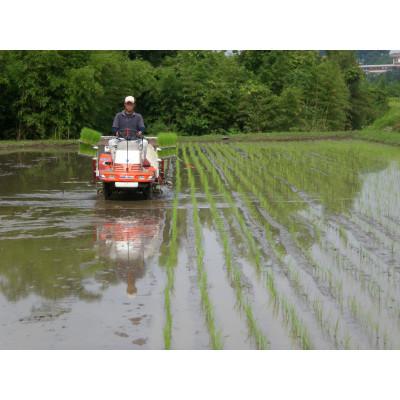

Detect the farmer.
xmin=109 ymin=95 xmax=148 ymax=159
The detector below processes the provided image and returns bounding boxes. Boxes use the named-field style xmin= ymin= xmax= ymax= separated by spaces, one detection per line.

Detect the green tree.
xmin=326 ymin=50 xmax=386 ymax=129
xmin=0 ymin=50 xmax=390 ymax=139
xmin=303 ymin=60 xmax=350 ymax=131
xmin=128 ymin=50 xmax=178 ymax=66
xmin=156 ymin=51 xmax=248 ymax=135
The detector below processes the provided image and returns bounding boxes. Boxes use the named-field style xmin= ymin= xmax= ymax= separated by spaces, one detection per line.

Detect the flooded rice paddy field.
xmin=1 ymin=140 xmax=400 ymax=349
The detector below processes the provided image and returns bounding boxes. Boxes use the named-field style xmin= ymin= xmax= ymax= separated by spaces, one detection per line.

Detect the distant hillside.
xmin=356 ymin=50 xmax=391 ymax=65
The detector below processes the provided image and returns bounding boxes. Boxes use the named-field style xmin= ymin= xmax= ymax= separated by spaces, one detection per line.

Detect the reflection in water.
xmin=94 ymin=208 xmax=165 ymax=298
xmin=0 ymin=149 xmax=165 ymax=304
xmin=354 ymin=161 xmax=400 ymax=227
xmin=2 ymin=142 xmax=400 ymax=348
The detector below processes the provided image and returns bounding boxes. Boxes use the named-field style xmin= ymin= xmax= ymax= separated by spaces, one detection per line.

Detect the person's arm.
xmin=112 ymin=113 xmax=120 ymax=136
xmin=136 ymin=114 xmax=145 ymax=137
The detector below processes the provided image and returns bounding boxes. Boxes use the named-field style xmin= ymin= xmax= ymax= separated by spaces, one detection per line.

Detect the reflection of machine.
xmin=92 ymin=131 xmax=174 ymax=200
xmin=95 ymin=209 xmax=164 ymax=297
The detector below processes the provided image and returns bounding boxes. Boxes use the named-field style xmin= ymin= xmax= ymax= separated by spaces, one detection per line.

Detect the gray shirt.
xmin=112 ymin=111 xmax=145 ymax=136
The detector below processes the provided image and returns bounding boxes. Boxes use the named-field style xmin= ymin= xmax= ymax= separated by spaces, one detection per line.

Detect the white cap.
xmin=124 ymin=96 xmax=135 ymax=104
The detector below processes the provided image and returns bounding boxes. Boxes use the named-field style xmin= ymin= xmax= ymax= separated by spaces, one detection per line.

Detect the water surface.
xmin=1 ymin=141 xmax=400 ymax=349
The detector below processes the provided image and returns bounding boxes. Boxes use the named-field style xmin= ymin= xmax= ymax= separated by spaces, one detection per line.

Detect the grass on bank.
xmin=354 ymin=130 xmax=400 ymax=145
xmin=364 ymin=98 xmax=400 ymax=132
xmin=3 ymin=129 xmax=400 ymax=149
xmin=0 ymin=139 xmax=78 ymax=149
xmin=351 ymin=97 xmax=400 ymax=145
xmin=178 ymin=130 xmax=352 ymax=143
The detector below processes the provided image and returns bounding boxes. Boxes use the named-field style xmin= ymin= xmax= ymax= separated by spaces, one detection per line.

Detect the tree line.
xmin=0 ymin=50 xmax=390 ymax=139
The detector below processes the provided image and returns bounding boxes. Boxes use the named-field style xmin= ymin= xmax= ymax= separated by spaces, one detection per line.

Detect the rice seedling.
xmin=186 ymin=144 xmax=269 ymax=349
xmin=213 ymin=142 xmax=400 ymax=348
xmin=182 ymin=146 xmax=223 ymax=349
xmin=195 ymin=144 xmax=315 ymax=349
xmin=207 ymin=144 xmax=359 ymax=348
xmin=163 ymin=153 xmax=181 ymax=349
xmin=161 ymin=140 xmax=400 ymax=349
xmin=79 ymin=127 xmax=102 ymax=145
xmin=157 ymin=132 xmax=178 ymax=147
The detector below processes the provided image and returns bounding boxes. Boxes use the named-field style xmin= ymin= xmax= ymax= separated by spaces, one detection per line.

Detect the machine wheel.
xmin=103 ymin=182 xmax=114 ymax=200
xmin=143 ymin=185 xmax=153 ymax=200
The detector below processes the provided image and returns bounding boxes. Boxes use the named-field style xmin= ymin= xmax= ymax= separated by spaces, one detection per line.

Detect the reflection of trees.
xmin=0 ymin=150 xmax=167 ymax=304
xmin=0 ymin=235 xmax=106 ymax=302
xmin=0 ymin=208 xmax=166 ymax=302
xmin=0 ymin=149 xmax=90 ymax=196
xmin=222 ymin=141 xmax=400 ymax=252
xmin=239 ymin=141 xmax=399 ymax=214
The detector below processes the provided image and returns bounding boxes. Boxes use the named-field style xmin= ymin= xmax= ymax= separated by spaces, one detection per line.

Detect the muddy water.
xmin=1 ymin=141 xmax=400 ymax=349
xmin=0 ymin=148 xmax=169 ymax=349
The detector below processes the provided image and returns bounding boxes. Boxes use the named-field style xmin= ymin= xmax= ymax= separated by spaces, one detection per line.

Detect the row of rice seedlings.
xmin=346 ymin=214 xmax=400 ymax=288
xmin=262 ymin=165 xmax=399 ymax=311
xmin=354 ymin=163 xmax=400 ymax=234
xmin=195 ymin=144 xmax=313 ymax=349
xmin=163 ymin=154 xmax=181 ymax=349
xmin=321 ymin=231 xmax=392 ymax=309
xmin=223 ymin=147 xmax=372 ymax=303
xmin=242 ymin=143 xmax=365 ymax=215
xmin=244 ymin=143 xmax=395 ymax=227
xmin=233 ymin=148 xmax=390 ymax=346
xmin=186 ymin=145 xmax=268 ymax=349
xmin=337 ymin=216 xmax=400 ymax=306
xmin=249 ymin=145 xmax=400 ymax=290
xmin=349 ymin=211 xmax=400 ymax=263
xmin=206 ymin=144 xmax=350 ymax=348
xmin=311 ymin=242 xmax=396 ymax=348
xmin=182 ymin=146 xmax=223 ymax=349
xmin=249 ymin=144 xmax=400 ymax=280
xmin=247 ymin=145 xmax=400 ymax=318
xmin=221 ymin=144 xmax=396 ymax=347
xmin=212 ymin=143 xmax=390 ymax=344
xmin=301 ymin=211 xmax=400 ymax=341
xmin=305 ymin=208 xmax=400 ymax=320
xmin=248 ymin=144 xmax=400 ymax=265
xmin=302 ymin=242 xmax=393 ymax=347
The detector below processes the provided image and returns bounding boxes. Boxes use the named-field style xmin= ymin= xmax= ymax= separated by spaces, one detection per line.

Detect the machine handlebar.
xmin=116 ymin=128 xmax=143 ymax=140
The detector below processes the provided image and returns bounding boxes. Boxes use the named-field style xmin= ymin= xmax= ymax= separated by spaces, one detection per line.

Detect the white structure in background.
xmin=360 ymin=50 xmax=400 ymax=74
xmin=389 ymin=50 xmax=400 ymax=65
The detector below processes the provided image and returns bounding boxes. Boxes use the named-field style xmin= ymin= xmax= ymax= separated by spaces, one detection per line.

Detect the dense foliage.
xmin=0 ymin=50 xmax=390 ymax=139
xmin=367 ymin=69 xmax=400 ymax=98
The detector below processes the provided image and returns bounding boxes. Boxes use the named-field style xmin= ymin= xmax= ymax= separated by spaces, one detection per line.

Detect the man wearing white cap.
xmin=109 ymin=96 xmax=148 ymax=160
xmin=112 ymin=96 xmax=145 ymax=138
